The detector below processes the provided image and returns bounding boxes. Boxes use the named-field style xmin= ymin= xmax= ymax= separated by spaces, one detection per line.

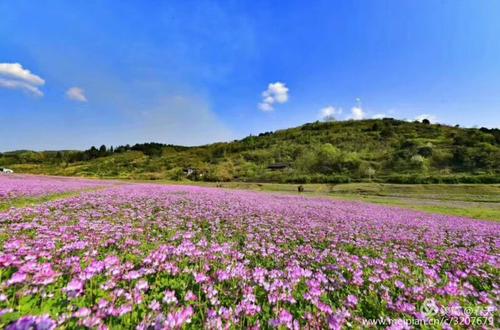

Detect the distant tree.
xmin=2 ymin=119 xmax=499 ymax=183
xmin=410 ymin=154 xmax=427 ymax=171
xmin=380 ymin=125 xmax=395 ymax=138
xmin=87 ymin=146 xmax=99 ymax=159
xmin=452 ymin=146 xmax=474 ymax=170
xmin=422 ymin=119 xmax=431 ymax=125
xmin=315 ymin=144 xmax=341 ymax=174
xmin=53 ymin=151 xmax=63 ymax=164
xmin=418 ymin=146 xmax=433 ymax=157
xmin=367 ymin=167 xmax=376 ymax=181
xmin=323 ymin=115 xmax=336 ymax=122
xmin=99 ymin=145 xmax=107 ymax=156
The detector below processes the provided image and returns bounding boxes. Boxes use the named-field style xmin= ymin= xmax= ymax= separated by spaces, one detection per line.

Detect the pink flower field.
xmin=0 ymin=176 xmax=498 ymax=329
xmin=0 ymin=175 xmax=110 ymax=200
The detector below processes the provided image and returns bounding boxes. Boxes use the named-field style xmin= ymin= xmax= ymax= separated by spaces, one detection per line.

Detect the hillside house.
xmin=267 ymin=163 xmax=289 ymax=171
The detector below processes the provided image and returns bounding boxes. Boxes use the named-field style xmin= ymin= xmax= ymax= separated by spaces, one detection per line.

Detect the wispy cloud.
xmin=0 ymin=63 xmax=44 ymax=85
xmin=350 ymin=106 xmax=365 ymax=120
xmin=258 ymin=82 xmax=289 ymax=112
xmin=0 ymin=63 xmax=45 ymax=96
xmin=372 ymin=113 xmax=386 ymax=119
xmin=0 ymin=79 xmax=44 ymax=97
xmin=66 ymin=87 xmax=88 ymax=102
xmin=320 ymin=106 xmax=341 ymax=121
xmin=415 ymin=114 xmax=437 ymax=123
xmin=349 ymin=98 xmax=365 ymax=120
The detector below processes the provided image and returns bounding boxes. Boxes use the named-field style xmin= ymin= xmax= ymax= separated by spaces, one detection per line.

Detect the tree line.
xmin=1 ymin=119 xmax=499 ymax=183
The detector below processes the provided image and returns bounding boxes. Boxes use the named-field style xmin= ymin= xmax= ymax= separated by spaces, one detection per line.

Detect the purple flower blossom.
xmin=163 ymin=290 xmax=178 ymax=305
xmin=64 ymin=278 xmax=84 ymax=297
xmin=164 ymin=306 xmax=194 ymax=328
xmin=8 ymin=272 xmax=27 ymax=285
xmin=346 ymin=294 xmax=358 ymax=307
xmin=74 ymin=307 xmax=91 ymax=318
xmin=117 ymin=304 xmax=133 ymax=316
xmin=184 ymin=291 xmax=197 ymax=302
xmin=6 ymin=315 xmax=56 ymax=330
xmin=135 ymin=279 xmax=149 ymax=291
xmin=149 ymin=300 xmax=160 ymax=311
xmin=0 ymin=176 xmax=497 ymax=329
xmin=270 ymin=309 xmax=299 ymax=329
xmin=194 ymin=272 xmax=209 ymax=283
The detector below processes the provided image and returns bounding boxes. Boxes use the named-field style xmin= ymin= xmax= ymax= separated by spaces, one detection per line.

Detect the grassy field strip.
xmin=324 ymin=194 xmax=500 ymax=222
xmin=0 ymin=188 xmax=110 ymax=212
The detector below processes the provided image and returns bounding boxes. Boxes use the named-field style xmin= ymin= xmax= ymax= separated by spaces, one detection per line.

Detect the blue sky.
xmin=1 ymin=0 xmax=500 ymax=151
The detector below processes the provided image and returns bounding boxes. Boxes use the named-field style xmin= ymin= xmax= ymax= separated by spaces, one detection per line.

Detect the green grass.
xmin=408 ymin=205 xmax=500 ymax=221
xmin=0 ymin=191 xmax=91 ymax=212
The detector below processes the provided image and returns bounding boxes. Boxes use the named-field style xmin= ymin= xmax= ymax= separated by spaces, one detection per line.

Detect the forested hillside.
xmin=2 ymin=119 xmax=499 ymax=183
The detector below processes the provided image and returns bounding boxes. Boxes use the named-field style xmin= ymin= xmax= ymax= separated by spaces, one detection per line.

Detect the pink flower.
xmin=64 ymin=278 xmax=84 ymax=297
xmin=117 ymin=304 xmax=133 ymax=316
xmin=327 ymin=309 xmax=350 ymax=330
xmin=8 ymin=272 xmax=27 ymax=285
xmin=346 ymin=294 xmax=358 ymax=307
xmin=270 ymin=309 xmax=297 ymax=329
xmin=135 ymin=279 xmax=149 ymax=291
xmin=164 ymin=306 xmax=194 ymax=328
xmin=184 ymin=290 xmax=197 ymax=302
xmin=163 ymin=290 xmax=178 ymax=305
xmin=149 ymin=300 xmax=160 ymax=311
xmin=194 ymin=273 xmax=209 ymax=283
xmin=82 ymin=316 xmax=103 ymax=328
xmin=32 ymin=264 xmax=60 ymax=285
xmin=74 ymin=307 xmax=91 ymax=318
xmin=103 ymin=255 xmax=120 ymax=268
xmin=97 ymin=299 xmax=109 ymax=310
xmin=6 ymin=315 xmax=56 ymax=330
xmin=123 ymin=271 xmax=141 ymax=280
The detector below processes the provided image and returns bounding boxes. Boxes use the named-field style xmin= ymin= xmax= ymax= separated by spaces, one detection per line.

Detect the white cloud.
xmin=320 ymin=106 xmax=341 ymax=121
xmin=0 ymin=78 xmax=43 ymax=97
xmin=350 ymin=106 xmax=365 ymax=120
xmin=372 ymin=113 xmax=386 ymax=119
xmin=66 ymin=87 xmax=88 ymax=102
xmin=258 ymin=82 xmax=289 ymax=112
xmin=415 ymin=114 xmax=437 ymax=123
xmin=0 ymin=63 xmax=45 ymax=96
xmin=0 ymin=63 xmax=44 ymax=85
xmin=258 ymin=102 xmax=274 ymax=112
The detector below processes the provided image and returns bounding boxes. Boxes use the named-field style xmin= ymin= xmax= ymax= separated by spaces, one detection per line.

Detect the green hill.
xmin=2 ymin=119 xmax=499 ymax=183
